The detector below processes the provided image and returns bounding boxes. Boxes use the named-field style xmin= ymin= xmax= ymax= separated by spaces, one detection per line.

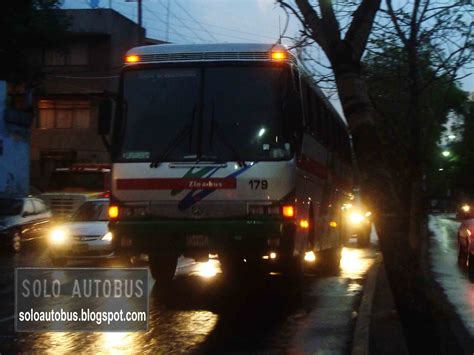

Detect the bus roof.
xmin=125 ymin=43 xmax=294 ymax=65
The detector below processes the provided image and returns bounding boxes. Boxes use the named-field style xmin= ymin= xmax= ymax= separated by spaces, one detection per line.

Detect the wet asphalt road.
xmin=0 ymin=238 xmax=377 ymax=354
xmin=428 ymin=214 xmax=474 ymax=336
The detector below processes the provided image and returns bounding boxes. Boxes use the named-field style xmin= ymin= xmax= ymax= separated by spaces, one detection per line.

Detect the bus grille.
xmin=43 ymin=195 xmax=87 ymax=217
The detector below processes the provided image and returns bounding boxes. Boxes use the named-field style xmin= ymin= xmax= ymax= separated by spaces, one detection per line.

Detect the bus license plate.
xmin=186 ymin=235 xmax=208 ymax=248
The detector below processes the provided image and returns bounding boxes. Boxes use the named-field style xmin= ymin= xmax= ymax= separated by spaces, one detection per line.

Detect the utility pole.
xmin=138 ymin=0 xmax=142 ymax=27
xmin=165 ymin=0 xmax=170 ymax=41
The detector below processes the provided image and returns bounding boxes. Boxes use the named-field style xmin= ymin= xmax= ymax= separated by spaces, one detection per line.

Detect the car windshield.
xmin=46 ymin=171 xmax=106 ymax=191
xmin=72 ymin=201 xmax=109 ymax=222
xmin=120 ymin=65 xmax=299 ymax=162
xmin=0 ymin=199 xmax=23 ymax=216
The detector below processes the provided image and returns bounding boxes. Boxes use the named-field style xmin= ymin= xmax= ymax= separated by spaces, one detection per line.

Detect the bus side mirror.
xmin=98 ymin=99 xmax=113 ymax=135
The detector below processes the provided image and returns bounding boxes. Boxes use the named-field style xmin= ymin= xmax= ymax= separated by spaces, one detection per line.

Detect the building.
xmin=30 ymin=9 xmax=165 ymax=189
xmin=0 ymin=81 xmax=31 ymax=197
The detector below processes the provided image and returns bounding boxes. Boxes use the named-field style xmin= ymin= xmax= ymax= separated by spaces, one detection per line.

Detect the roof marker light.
xmin=125 ymin=55 xmax=140 ymax=64
xmin=271 ymin=51 xmax=287 ymax=61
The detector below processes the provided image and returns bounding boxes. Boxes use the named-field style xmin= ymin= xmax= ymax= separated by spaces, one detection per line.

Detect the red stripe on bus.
xmin=116 ymin=178 xmax=237 ymax=190
xmin=297 ymin=155 xmax=328 ymax=179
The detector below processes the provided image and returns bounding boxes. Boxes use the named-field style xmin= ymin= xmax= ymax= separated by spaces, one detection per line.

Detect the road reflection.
xmin=340 ymin=247 xmax=374 ymax=279
xmin=2 ymin=245 xmax=377 ymax=353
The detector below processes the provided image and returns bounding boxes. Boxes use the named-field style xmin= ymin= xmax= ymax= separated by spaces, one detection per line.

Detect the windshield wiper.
xmin=150 ymin=105 xmax=196 ymax=168
xmin=209 ymin=102 xmax=247 ymax=167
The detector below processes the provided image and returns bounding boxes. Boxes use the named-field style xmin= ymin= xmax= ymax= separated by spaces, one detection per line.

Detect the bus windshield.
xmin=120 ymin=65 xmax=299 ymax=162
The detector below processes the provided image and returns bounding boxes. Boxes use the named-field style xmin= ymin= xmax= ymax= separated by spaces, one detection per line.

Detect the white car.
xmin=48 ymin=199 xmax=113 ymax=266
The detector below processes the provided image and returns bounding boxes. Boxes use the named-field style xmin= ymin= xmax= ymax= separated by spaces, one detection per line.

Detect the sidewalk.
xmin=352 ymin=255 xmax=409 ymax=355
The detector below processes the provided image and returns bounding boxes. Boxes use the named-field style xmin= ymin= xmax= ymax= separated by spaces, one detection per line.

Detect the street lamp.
xmin=442 ymin=150 xmax=451 ymax=157
xmin=448 ymin=134 xmax=456 ymax=140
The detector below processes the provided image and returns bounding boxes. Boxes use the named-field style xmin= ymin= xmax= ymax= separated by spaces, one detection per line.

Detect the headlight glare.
xmin=101 ymin=232 xmax=113 ymax=241
xmin=49 ymin=229 xmax=67 ymax=244
xmin=349 ymin=212 xmax=365 ymax=225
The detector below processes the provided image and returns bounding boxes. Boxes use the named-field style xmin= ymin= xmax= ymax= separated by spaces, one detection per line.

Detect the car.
xmin=456 ymin=202 xmax=473 ymax=220
xmin=457 ymin=218 xmax=474 ymax=279
xmin=0 ymin=196 xmax=52 ymax=253
xmin=48 ymin=198 xmax=113 ymax=266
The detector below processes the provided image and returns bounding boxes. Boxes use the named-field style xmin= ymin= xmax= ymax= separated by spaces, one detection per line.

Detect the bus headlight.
xmin=461 ymin=204 xmax=470 ymax=213
xmin=49 ymin=229 xmax=68 ymax=245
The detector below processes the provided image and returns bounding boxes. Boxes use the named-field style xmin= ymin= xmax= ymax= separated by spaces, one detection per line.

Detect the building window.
xmin=38 ymin=100 xmax=91 ymax=129
xmin=43 ymin=43 xmax=89 ymax=66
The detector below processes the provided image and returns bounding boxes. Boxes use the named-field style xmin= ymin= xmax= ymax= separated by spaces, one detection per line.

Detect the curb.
xmin=351 ymin=254 xmax=381 ymax=355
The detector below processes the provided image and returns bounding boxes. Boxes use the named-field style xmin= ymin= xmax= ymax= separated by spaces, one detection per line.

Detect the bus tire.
xmin=321 ymin=247 xmax=341 ymax=273
xmin=468 ymin=253 xmax=474 ymax=280
xmin=458 ymin=246 xmax=467 ymax=266
xmin=284 ymin=255 xmax=304 ymax=280
xmin=149 ymin=253 xmax=178 ymax=286
xmin=357 ymin=230 xmax=370 ymax=248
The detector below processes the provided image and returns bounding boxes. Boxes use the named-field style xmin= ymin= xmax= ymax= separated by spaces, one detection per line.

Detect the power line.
xmin=143 ymin=4 xmax=196 ymax=43
xmin=111 ymin=1 xmax=277 ymax=43
xmin=172 ymin=0 xmax=218 ymax=42
xmin=155 ymin=0 xmax=208 ymax=42
xmin=112 ymin=1 xmax=195 ymax=43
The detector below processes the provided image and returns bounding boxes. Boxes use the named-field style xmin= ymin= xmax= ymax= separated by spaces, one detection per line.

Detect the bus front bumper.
xmin=110 ymin=219 xmax=297 ymax=257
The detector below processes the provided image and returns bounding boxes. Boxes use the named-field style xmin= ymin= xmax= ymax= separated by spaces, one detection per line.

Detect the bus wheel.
xmin=468 ymin=253 xmax=474 ymax=281
xmin=149 ymin=253 xmax=178 ymax=286
xmin=321 ymin=248 xmax=341 ymax=273
xmin=357 ymin=230 xmax=371 ymax=248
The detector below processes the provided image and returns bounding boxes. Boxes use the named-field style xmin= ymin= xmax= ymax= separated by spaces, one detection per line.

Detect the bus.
xmin=100 ymin=43 xmax=353 ymax=283
xmin=40 ymin=164 xmax=110 ymax=219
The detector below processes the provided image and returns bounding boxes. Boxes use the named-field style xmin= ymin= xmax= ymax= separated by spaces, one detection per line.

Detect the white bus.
xmin=100 ymin=43 xmax=353 ymax=283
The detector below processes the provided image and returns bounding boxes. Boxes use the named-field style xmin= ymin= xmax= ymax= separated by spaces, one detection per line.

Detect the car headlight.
xmin=461 ymin=204 xmax=470 ymax=213
xmin=49 ymin=229 xmax=68 ymax=244
xmin=101 ymin=232 xmax=113 ymax=241
xmin=349 ymin=212 xmax=365 ymax=225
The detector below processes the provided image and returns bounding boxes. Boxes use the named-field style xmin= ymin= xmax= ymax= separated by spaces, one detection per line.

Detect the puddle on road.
xmin=428 ymin=215 xmax=474 ymax=336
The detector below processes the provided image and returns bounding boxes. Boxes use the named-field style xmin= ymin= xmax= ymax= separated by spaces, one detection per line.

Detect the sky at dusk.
xmin=62 ymin=0 xmax=473 ymax=111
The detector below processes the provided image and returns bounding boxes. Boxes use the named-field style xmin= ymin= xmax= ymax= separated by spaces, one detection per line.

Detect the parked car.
xmin=457 ymin=218 xmax=474 ymax=279
xmin=456 ymin=202 xmax=473 ymax=220
xmin=48 ymin=198 xmax=113 ymax=266
xmin=0 ymin=197 xmax=52 ymax=253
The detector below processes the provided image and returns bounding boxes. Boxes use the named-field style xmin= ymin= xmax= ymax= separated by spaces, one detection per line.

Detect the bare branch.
xmin=318 ymin=0 xmax=341 ymax=44
xmin=385 ymin=0 xmax=410 ymax=46
xmin=293 ymin=0 xmax=329 ymax=51
xmin=345 ymin=0 xmax=383 ymax=60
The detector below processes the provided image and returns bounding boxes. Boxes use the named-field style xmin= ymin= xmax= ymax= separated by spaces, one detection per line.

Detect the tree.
xmin=378 ymin=0 xmax=473 ymax=250
xmin=0 ymin=0 xmax=68 ymax=84
xmin=279 ymin=0 xmax=472 ymax=351
xmin=277 ymin=0 xmax=408 ymax=276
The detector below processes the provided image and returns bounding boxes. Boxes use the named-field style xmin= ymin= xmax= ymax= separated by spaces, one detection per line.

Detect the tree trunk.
xmin=333 ymin=65 xmax=413 ymax=272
